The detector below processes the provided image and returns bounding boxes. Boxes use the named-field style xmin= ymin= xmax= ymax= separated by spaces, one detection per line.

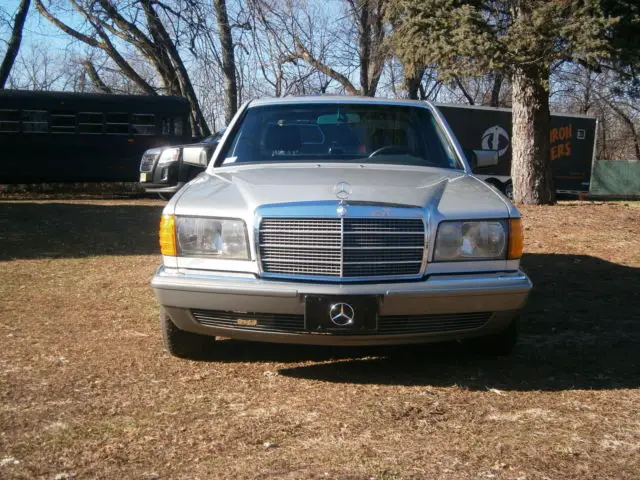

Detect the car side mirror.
xmin=467 ymin=149 xmax=499 ymax=169
xmin=182 ymin=146 xmax=209 ymax=167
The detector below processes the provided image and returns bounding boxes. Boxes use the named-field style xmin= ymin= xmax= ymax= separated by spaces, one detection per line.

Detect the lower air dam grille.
xmin=191 ymin=310 xmax=492 ymax=335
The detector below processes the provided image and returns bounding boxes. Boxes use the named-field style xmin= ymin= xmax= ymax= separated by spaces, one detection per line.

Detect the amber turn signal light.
xmin=159 ymin=215 xmax=177 ymax=256
xmin=508 ymin=218 xmax=524 ymax=259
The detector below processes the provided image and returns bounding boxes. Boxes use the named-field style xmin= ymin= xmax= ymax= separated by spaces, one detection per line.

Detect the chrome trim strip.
xmin=259 ymin=244 xmax=422 ymax=250
xmin=340 ymin=216 xmax=345 ymax=277
xmin=420 ymin=209 xmax=430 ymax=276
xmin=153 ymin=265 xmax=531 ymax=296
xmin=254 ymin=212 xmax=264 ymax=276
xmin=260 ymin=230 xmax=423 ymax=235
xmin=248 ymin=272 xmax=424 ymax=283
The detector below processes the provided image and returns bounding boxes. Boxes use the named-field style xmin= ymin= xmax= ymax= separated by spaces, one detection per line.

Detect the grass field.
xmin=1 ymin=198 xmax=639 ymax=479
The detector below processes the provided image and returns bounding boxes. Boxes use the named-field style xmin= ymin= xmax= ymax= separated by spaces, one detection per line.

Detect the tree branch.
xmin=81 ymin=60 xmax=112 ymax=94
xmin=293 ymin=38 xmax=360 ymax=95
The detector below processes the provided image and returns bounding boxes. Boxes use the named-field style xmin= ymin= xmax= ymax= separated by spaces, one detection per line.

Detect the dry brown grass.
xmin=1 ymin=198 xmax=639 ymax=479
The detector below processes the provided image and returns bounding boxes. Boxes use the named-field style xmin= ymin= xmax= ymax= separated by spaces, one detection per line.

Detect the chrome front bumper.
xmin=151 ymin=266 xmax=532 ymax=346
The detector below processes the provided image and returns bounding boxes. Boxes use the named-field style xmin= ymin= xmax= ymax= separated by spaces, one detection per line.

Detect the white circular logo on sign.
xmin=481 ymin=125 xmax=510 ymax=157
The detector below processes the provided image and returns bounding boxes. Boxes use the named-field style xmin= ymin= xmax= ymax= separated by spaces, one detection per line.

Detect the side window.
xmin=22 ymin=110 xmax=48 ymax=133
xmin=162 ymin=116 xmax=184 ymax=136
xmin=0 ymin=109 xmax=20 ymax=133
xmin=132 ymin=113 xmax=155 ymax=136
xmin=105 ymin=112 xmax=130 ymax=135
xmin=162 ymin=117 xmax=174 ymax=135
xmin=78 ymin=112 xmax=103 ymax=134
xmin=51 ymin=111 xmax=76 ymax=134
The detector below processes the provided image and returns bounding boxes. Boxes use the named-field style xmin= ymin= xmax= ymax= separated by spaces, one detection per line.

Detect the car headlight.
xmin=434 ymin=220 xmax=507 ymax=261
xmin=176 ymin=217 xmax=249 ymax=259
xmin=157 ymin=147 xmax=180 ymax=165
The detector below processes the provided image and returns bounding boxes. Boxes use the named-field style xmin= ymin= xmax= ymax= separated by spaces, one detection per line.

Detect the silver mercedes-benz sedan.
xmin=151 ymin=96 xmax=532 ymax=359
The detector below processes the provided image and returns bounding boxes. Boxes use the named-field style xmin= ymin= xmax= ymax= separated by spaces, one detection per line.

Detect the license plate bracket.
xmin=304 ymin=295 xmax=378 ymax=332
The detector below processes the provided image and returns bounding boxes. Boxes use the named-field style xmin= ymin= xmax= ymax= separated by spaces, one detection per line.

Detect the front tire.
xmin=465 ymin=316 xmax=519 ymax=356
xmin=160 ymin=307 xmax=215 ymax=359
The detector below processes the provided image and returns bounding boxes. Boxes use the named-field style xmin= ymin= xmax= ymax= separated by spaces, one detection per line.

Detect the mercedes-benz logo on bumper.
xmin=329 ymin=302 xmax=355 ymax=326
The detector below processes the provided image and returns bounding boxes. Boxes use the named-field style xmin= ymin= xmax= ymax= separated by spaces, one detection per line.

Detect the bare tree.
xmin=553 ymin=64 xmax=640 ymax=161
xmin=8 ymin=43 xmax=81 ymax=91
xmin=0 ymin=0 xmax=31 ymax=88
xmin=249 ymin=0 xmax=387 ymax=96
xmin=35 ymin=0 xmax=210 ymax=136
xmin=246 ymin=0 xmax=339 ymax=96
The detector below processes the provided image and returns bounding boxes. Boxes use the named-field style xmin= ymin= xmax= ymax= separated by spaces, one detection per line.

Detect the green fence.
xmin=590 ymin=160 xmax=640 ymax=197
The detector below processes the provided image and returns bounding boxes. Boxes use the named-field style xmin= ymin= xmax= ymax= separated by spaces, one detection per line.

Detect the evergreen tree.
xmin=388 ymin=0 xmax=616 ymax=205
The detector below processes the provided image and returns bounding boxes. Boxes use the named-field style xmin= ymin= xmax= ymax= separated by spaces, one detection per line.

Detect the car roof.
xmin=247 ymin=95 xmax=436 ymax=110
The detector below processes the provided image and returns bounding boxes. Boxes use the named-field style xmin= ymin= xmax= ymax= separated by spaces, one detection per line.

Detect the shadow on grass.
xmin=0 ymin=201 xmax=163 ymax=260
xmin=2 ymin=200 xmax=638 ymax=390
xmin=201 ymin=254 xmax=640 ymax=391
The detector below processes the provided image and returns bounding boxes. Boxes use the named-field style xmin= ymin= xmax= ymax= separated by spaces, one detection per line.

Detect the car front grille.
xmin=258 ymin=218 xmax=425 ymax=280
xmin=139 ymin=152 xmax=159 ymax=172
xmin=191 ymin=309 xmax=491 ymax=335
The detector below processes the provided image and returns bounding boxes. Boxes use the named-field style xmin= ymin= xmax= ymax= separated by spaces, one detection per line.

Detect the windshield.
xmin=217 ymin=103 xmax=463 ymax=169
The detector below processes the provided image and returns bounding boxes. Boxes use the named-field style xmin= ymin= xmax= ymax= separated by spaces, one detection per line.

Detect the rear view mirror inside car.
xmin=317 ymin=112 xmax=361 ymax=125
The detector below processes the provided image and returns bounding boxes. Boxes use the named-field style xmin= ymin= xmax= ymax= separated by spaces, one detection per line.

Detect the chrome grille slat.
xmin=343 ymin=264 xmax=421 ymax=276
xmin=258 ymin=216 xmax=425 ymax=280
xmin=344 ymin=219 xmax=424 ymax=232
xmin=262 ymin=258 xmax=341 ymax=264
xmin=343 ymin=231 xmax=425 ymax=235
xmin=344 ymin=235 xmax=424 ymax=247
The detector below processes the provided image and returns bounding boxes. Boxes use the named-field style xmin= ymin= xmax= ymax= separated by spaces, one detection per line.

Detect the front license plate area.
xmin=305 ymin=296 xmax=378 ymax=332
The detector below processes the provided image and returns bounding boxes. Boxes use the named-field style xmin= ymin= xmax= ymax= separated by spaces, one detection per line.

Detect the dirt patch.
xmin=1 ymin=199 xmax=639 ymax=479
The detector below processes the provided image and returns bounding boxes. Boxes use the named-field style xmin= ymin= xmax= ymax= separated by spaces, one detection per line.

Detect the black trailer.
xmin=0 ymin=90 xmax=191 ymax=183
xmin=436 ymin=104 xmax=597 ymax=195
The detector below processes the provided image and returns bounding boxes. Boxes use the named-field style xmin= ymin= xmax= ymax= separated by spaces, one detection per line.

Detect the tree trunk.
xmin=454 ymin=76 xmax=475 ymax=105
xmin=511 ymin=65 xmax=555 ymax=205
xmin=0 ymin=0 xmax=31 ymax=88
xmin=405 ymin=65 xmax=424 ymax=100
xmin=490 ymin=71 xmax=503 ymax=107
xmin=358 ymin=0 xmax=371 ymax=96
xmin=214 ymin=0 xmax=238 ymax=124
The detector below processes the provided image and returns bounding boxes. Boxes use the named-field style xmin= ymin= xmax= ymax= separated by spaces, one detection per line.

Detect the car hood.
xmin=169 ymin=163 xmax=512 ymax=220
